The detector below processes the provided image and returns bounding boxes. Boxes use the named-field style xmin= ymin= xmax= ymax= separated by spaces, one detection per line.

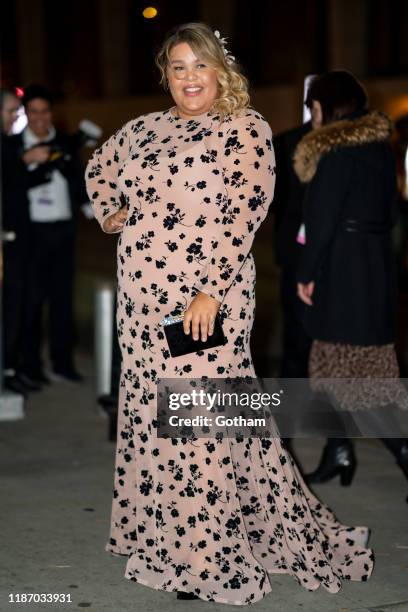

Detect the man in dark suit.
xmin=1 ymin=88 xmax=35 ymax=396
xmin=273 ymin=120 xmax=313 ymax=377
xmin=10 ymin=84 xmax=88 ymax=385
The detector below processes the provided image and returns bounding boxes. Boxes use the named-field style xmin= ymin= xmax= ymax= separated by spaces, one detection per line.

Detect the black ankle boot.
xmin=398 ymin=445 xmax=408 ymax=504
xmin=305 ymin=441 xmax=357 ymax=486
xmin=394 ymin=442 xmax=408 ymax=480
xmin=177 ymin=591 xmax=199 ymax=600
xmin=392 ymin=441 xmax=408 ymax=503
xmin=381 ymin=439 xmax=408 ymax=501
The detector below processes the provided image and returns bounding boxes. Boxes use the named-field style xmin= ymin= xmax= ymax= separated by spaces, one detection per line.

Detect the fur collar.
xmin=293 ymin=110 xmax=392 ymax=183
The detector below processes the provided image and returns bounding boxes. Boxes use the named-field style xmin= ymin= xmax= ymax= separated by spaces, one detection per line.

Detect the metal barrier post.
xmin=94 ymin=281 xmax=115 ymax=397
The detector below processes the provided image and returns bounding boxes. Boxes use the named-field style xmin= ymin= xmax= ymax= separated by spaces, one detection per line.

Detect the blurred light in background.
xmin=404 ymin=148 xmax=408 ymax=200
xmin=386 ymin=95 xmax=408 ymax=120
xmin=12 ymin=86 xmax=27 ymax=133
xmin=11 ymin=106 xmax=27 ymax=134
xmin=142 ymin=7 xmax=158 ymax=19
xmin=303 ymin=75 xmax=315 ymax=123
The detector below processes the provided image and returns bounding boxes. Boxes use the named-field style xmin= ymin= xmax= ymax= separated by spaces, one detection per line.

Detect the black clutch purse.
xmin=161 ymin=313 xmax=226 ymax=358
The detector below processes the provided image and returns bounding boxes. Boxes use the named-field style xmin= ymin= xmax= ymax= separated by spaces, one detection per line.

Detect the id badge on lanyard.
xmin=38 ymin=184 xmax=53 ymax=205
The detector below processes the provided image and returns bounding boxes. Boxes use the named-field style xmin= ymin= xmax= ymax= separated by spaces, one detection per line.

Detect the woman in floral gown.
xmin=86 ymin=22 xmax=373 ymax=606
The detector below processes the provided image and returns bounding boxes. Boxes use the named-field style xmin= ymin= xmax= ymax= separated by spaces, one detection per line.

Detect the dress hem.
xmin=105 ymin=542 xmax=373 ymax=605
xmin=124 ymin=573 xmax=273 ymax=607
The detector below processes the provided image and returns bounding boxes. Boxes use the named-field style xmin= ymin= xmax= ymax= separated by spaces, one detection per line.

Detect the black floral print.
xmin=86 ymin=107 xmax=373 ymax=606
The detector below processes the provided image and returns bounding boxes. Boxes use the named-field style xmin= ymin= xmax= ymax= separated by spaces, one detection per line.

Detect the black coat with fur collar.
xmin=293 ymin=110 xmax=397 ymax=346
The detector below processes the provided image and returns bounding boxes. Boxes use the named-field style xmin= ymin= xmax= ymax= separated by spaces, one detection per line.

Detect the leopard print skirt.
xmin=309 ymin=340 xmax=400 ymax=379
xmin=309 ymin=340 xmax=407 ymax=413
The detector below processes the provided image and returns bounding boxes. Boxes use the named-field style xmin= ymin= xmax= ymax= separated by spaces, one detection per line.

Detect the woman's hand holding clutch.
xmin=102 ymin=206 xmax=128 ymax=233
xmin=184 ymin=292 xmax=221 ymax=342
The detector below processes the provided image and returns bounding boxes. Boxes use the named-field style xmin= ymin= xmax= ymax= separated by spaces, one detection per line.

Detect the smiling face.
xmin=26 ymin=97 xmax=52 ymax=138
xmin=166 ymin=42 xmax=219 ymax=119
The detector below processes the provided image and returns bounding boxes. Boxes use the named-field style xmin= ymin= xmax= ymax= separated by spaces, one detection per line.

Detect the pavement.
xmin=1 ymin=353 xmax=408 ymax=612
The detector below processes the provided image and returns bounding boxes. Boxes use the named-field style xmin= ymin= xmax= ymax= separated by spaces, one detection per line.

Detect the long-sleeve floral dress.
xmin=86 ymin=106 xmax=374 ymax=606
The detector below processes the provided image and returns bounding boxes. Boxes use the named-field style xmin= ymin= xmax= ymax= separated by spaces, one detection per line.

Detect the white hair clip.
xmin=214 ymin=29 xmax=235 ymax=66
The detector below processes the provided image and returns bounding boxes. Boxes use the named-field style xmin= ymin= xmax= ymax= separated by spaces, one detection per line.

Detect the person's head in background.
xmin=23 ymin=84 xmax=53 ymax=139
xmin=305 ymin=70 xmax=368 ymax=130
xmin=0 ymin=88 xmax=21 ymax=134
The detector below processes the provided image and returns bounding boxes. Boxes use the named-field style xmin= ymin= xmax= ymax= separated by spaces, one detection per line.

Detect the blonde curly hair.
xmin=155 ymin=22 xmax=250 ymax=118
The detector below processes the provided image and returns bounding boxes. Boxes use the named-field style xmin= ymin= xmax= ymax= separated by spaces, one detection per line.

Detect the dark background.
xmin=2 ymin=0 xmax=408 ymax=98
xmin=1 ymin=0 xmax=408 ymax=367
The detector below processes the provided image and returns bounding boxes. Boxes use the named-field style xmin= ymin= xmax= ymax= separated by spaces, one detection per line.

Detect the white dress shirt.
xmin=23 ymin=125 xmax=72 ymax=222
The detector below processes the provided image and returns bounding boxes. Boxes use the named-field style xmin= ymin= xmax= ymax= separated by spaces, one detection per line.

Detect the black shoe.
xmin=305 ymin=442 xmax=357 ymax=487
xmin=176 ymin=591 xmax=199 ymax=600
xmin=381 ymin=439 xmax=408 ymax=502
xmin=16 ymin=372 xmax=46 ymax=392
xmin=38 ymin=372 xmax=51 ymax=385
xmin=19 ymin=371 xmax=49 ymax=388
xmin=396 ymin=443 xmax=408 ymax=502
xmin=4 ymin=375 xmax=29 ymax=398
xmin=396 ymin=443 xmax=408 ymax=480
xmin=49 ymin=368 xmax=84 ymax=383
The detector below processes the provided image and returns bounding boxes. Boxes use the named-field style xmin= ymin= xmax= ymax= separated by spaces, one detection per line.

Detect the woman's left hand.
xmin=297 ymin=281 xmax=315 ymax=305
xmin=184 ymin=292 xmax=221 ymax=341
